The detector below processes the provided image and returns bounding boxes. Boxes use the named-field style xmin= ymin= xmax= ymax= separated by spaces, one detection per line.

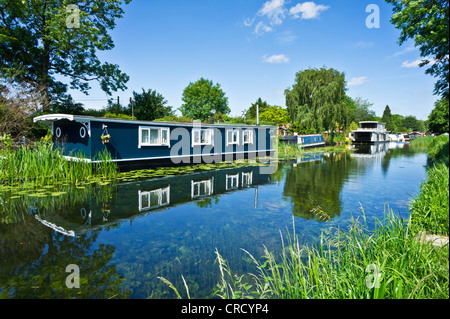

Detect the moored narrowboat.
xmin=33 ymin=114 xmax=277 ymax=169
xmin=279 ymin=134 xmax=326 ymax=149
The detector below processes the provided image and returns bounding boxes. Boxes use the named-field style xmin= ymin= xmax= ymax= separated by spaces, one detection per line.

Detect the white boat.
xmin=388 ymin=134 xmax=406 ymax=142
xmin=350 ymin=121 xmax=389 ymax=143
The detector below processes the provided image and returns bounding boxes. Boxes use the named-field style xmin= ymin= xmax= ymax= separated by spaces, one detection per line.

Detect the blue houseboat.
xmin=33 ymin=114 xmax=277 ymax=169
xmin=279 ymin=134 xmax=326 ymax=149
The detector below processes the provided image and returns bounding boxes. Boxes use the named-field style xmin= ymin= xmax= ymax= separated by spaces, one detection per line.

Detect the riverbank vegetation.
xmin=0 ymin=136 xmax=118 ymax=188
xmin=162 ymin=135 xmax=449 ymax=299
xmin=215 ymin=210 xmax=448 ymax=299
xmin=409 ymin=135 xmax=449 ymax=236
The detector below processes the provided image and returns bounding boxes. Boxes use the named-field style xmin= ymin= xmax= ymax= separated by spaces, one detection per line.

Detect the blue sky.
xmin=68 ymin=0 xmax=439 ymax=120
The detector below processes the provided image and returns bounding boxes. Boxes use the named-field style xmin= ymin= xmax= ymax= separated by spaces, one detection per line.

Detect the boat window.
xmin=191 ymin=178 xmax=214 ymax=198
xmin=241 ymin=172 xmax=253 ymax=187
xmin=139 ymin=187 xmax=170 ymax=211
xmin=226 ymin=129 xmax=239 ymax=146
xmin=226 ymin=174 xmax=239 ymax=190
xmin=139 ymin=127 xmax=170 ymax=148
xmin=192 ymin=129 xmax=213 ymax=146
xmin=242 ymin=130 xmax=254 ymax=144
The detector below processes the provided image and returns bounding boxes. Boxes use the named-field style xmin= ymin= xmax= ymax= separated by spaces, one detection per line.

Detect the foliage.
xmin=50 ymin=94 xmax=85 ymax=115
xmin=131 ymin=88 xmax=174 ymax=121
xmin=386 ymin=0 xmax=449 ymax=98
xmin=428 ymin=134 xmax=449 ymax=166
xmin=285 ymin=67 xmax=346 ymax=139
xmin=382 ymin=105 xmax=395 ymax=132
xmin=103 ymin=112 xmax=133 ymax=120
xmin=259 ymin=105 xmax=289 ymax=124
xmin=0 ymin=76 xmax=45 ymax=138
xmin=428 ymin=98 xmax=449 ymax=134
xmin=0 ymin=0 xmax=132 ymax=110
xmin=347 ymin=97 xmax=376 ymax=124
xmin=180 ymin=78 xmax=230 ymax=121
xmin=247 ymin=98 xmax=269 ymax=119
xmin=0 ymin=133 xmax=13 ymax=151
xmin=402 ymin=115 xmax=426 ymax=132
xmin=409 ymin=163 xmax=449 ymax=236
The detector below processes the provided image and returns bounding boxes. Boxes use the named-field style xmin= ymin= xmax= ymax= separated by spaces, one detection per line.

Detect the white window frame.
xmin=226 ymin=174 xmax=239 ymax=190
xmin=192 ymin=129 xmax=214 ymax=146
xmin=138 ymin=187 xmax=170 ymax=211
xmin=191 ymin=178 xmax=214 ymax=198
xmin=139 ymin=126 xmax=170 ymax=148
xmin=242 ymin=129 xmax=254 ymax=145
xmin=241 ymin=172 xmax=253 ymax=187
xmin=226 ymin=129 xmax=240 ymax=146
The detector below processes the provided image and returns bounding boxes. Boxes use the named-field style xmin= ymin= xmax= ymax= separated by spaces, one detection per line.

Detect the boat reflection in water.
xmin=350 ymin=142 xmax=406 ymax=160
xmin=34 ymin=165 xmax=272 ymax=237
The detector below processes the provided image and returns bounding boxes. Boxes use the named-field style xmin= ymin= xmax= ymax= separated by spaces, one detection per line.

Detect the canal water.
xmin=0 ymin=143 xmax=428 ymax=298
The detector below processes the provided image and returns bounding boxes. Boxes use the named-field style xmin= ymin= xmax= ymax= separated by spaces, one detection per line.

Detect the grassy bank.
xmin=409 ymin=134 xmax=449 ymax=236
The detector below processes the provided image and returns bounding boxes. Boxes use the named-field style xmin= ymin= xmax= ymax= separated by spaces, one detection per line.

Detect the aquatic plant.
xmin=0 ymin=142 xmax=118 ymax=187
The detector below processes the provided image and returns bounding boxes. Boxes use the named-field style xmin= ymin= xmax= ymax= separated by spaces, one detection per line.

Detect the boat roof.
xmin=359 ymin=121 xmax=386 ymax=124
xmin=34 ymin=114 xmax=277 ymax=129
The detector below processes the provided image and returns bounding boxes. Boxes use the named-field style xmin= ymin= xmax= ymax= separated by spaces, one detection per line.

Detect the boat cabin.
xmin=33 ymin=114 xmax=277 ymax=169
xmin=350 ymin=121 xmax=389 ymax=143
xmin=279 ymin=134 xmax=326 ymax=149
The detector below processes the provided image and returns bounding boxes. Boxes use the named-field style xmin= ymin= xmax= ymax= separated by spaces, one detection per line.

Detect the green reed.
xmin=0 ymin=142 xmax=118 ymax=187
xmin=214 ymin=209 xmax=448 ymax=299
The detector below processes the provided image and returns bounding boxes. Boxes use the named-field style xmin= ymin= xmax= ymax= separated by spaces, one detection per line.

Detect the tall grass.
xmin=409 ymin=134 xmax=449 ymax=236
xmin=215 ymin=210 xmax=449 ymax=299
xmin=0 ymin=142 xmax=118 ymax=186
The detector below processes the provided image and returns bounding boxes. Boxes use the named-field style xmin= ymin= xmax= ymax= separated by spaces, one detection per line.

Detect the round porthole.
xmin=80 ymin=208 xmax=87 ymax=219
xmin=55 ymin=127 xmax=61 ymax=138
xmin=80 ymin=126 xmax=86 ymax=138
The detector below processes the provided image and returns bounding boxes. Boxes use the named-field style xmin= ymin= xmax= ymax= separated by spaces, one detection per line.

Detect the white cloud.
xmin=351 ymin=41 xmax=375 ymax=49
xmin=243 ymin=1 xmax=329 ymax=35
xmin=393 ymin=46 xmax=417 ymax=57
xmin=243 ymin=17 xmax=254 ymax=27
xmin=402 ymin=58 xmax=436 ymax=68
xmin=254 ymin=21 xmax=273 ymax=35
xmin=258 ymin=0 xmax=287 ymax=25
xmin=262 ymin=54 xmax=290 ymax=64
xmin=289 ymin=2 xmax=330 ymax=20
xmin=348 ymin=77 xmax=369 ymax=86
xmin=276 ymin=31 xmax=297 ymax=45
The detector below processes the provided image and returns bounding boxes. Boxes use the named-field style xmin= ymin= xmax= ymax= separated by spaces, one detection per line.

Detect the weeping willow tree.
xmin=284 ymin=67 xmax=347 ymax=140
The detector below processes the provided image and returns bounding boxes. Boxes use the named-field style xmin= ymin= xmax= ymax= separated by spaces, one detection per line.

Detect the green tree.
xmin=402 ymin=115 xmax=426 ymax=132
xmin=247 ymin=98 xmax=269 ymax=119
xmin=180 ymin=78 xmax=230 ymax=121
xmin=50 ymin=95 xmax=85 ymax=115
xmin=285 ymin=67 xmax=346 ymax=140
xmin=386 ymin=0 xmax=449 ymax=98
xmin=428 ymin=98 xmax=449 ymax=134
xmin=382 ymin=105 xmax=395 ymax=132
xmin=259 ymin=105 xmax=290 ymax=124
xmin=131 ymin=88 xmax=174 ymax=121
xmin=351 ymin=97 xmax=377 ymax=123
xmin=392 ymin=114 xmax=407 ymax=132
xmin=0 ymin=0 xmax=131 ymax=111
